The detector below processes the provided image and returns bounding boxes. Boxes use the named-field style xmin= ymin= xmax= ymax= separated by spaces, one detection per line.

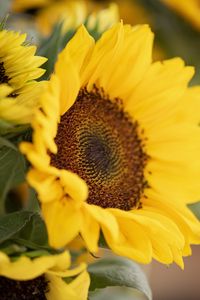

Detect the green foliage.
xmin=0 ymin=140 xmax=27 ymax=214
xmin=25 ymin=188 xmax=40 ymax=212
xmin=188 ymin=201 xmax=200 ymax=220
xmin=0 ymin=211 xmax=34 ymax=245
xmin=12 ymin=212 xmax=49 ymax=250
xmin=89 ymin=287 xmax=148 ymax=300
xmin=38 ymin=22 xmax=76 ymax=80
xmin=88 ymin=255 xmax=152 ymax=300
xmin=0 ymin=210 xmax=52 ymax=256
xmin=38 ymin=22 xmax=65 ymax=80
xmin=0 ymin=119 xmax=30 ymax=138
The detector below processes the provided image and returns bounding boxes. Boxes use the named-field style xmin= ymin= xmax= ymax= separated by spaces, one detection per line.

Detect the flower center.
xmin=51 ymin=87 xmax=148 ymax=211
xmin=0 ymin=62 xmax=9 ymax=84
xmin=0 ymin=275 xmax=49 ymax=300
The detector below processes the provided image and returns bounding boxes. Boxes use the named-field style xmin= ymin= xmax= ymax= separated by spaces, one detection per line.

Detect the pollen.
xmin=51 ymin=87 xmax=148 ymax=211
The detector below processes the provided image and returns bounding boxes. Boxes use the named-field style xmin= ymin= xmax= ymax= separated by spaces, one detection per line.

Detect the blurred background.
xmin=150 ymin=245 xmax=200 ymax=300
xmin=1 ymin=0 xmax=200 ymax=299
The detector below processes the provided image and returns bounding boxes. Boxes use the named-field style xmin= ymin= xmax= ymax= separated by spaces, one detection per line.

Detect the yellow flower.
xmin=12 ymin=0 xmax=119 ymax=37
xmin=0 ymin=29 xmax=47 ymax=124
xmin=36 ymin=1 xmax=87 ymax=36
xmin=0 ymin=30 xmax=46 ymax=89
xmin=36 ymin=1 xmax=119 ymax=36
xmin=162 ymin=0 xmax=200 ymax=31
xmin=21 ymin=23 xmax=200 ymax=268
xmin=0 ymin=251 xmax=90 ymax=300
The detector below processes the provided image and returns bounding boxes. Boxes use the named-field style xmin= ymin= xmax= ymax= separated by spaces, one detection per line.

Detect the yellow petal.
xmin=68 ymin=270 xmax=90 ymax=300
xmin=27 ymin=169 xmax=64 ymax=203
xmin=108 ymin=210 xmax=152 ymax=263
xmin=46 ymin=274 xmax=79 ymax=300
xmin=0 ymin=251 xmax=70 ymax=280
xmin=80 ymin=205 xmax=100 ymax=252
xmin=55 ymin=25 xmax=94 ymax=115
xmin=59 ymin=170 xmax=88 ymax=206
xmin=85 ymin=204 xmax=119 ymax=242
xmin=143 ymin=197 xmax=200 ymax=246
xmin=126 ymin=58 xmax=194 ymax=129
xmin=42 ymin=199 xmax=82 ymax=248
xmin=83 ymin=23 xmax=153 ymax=102
xmin=47 ymin=262 xmax=86 ymax=278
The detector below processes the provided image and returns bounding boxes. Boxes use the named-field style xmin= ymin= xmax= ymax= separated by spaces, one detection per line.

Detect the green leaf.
xmin=188 ymin=201 xmax=200 ymax=220
xmin=0 ymin=210 xmax=50 ymax=251
xmin=26 ymin=188 xmax=40 ymax=212
xmin=89 ymin=286 xmax=148 ymax=300
xmin=98 ymin=232 xmax=108 ymax=248
xmin=21 ymin=249 xmax=51 ymax=258
xmin=0 ymin=243 xmax=27 ymax=256
xmin=0 ymin=119 xmax=29 ymax=138
xmin=38 ymin=22 xmax=65 ymax=80
xmin=88 ymin=256 xmax=152 ymax=300
xmin=0 ymin=144 xmax=27 ymax=214
xmin=0 ymin=137 xmax=17 ymax=150
xmin=13 ymin=212 xmax=49 ymax=250
xmin=0 ymin=211 xmax=34 ymax=244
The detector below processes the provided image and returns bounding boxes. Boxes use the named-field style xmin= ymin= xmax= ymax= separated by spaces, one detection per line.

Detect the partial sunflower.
xmin=21 ymin=23 xmax=200 ymax=268
xmin=0 ymin=29 xmax=47 ymax=124
xmin=36 ymin=1 xmax=119 ymax=36
xmin=36 ymin=1 xmax=87 ymax=36
xmin=0 ymin=29 xmax=46 ymax=90
xmin=162 ymin=0 xmax=200 ymax=31
xmin=0 ymin=251 xmax=90 ymax=300
xmin=12 ymin=0 xmax=119 ymax=37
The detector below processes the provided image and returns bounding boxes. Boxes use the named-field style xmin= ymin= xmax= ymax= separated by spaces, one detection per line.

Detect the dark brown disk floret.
xmin=51 ymin=86 xmax=148 ymax=211
xmin=0 ymin=275 xmax=49 ymax=300
xmin=0 ymin=62 xmax=10 ymax=84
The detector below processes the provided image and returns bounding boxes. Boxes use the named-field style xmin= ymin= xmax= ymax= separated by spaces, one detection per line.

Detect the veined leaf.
xmin=88 ymin=255 xmax=152 ymax=300
xmin=0 ymin=211 xmax=34 ymax=244
xmin=89 ymin=286 xmax=148 ymax=300
xmin=0 ymin=211 xmax=50 ymax=251
xmin=0 ymin=144 xmax=27 ymax=214
xmin=0 ymin=119 xmax=29 ymax=138
xmin=13 ymin=212 xmax=49 ymax=249
xmin=38 ymin=22 xmax=64 ymax=80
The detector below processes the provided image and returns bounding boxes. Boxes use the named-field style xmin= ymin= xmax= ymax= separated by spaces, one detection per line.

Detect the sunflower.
xmin=162 ymin=0 xmax=200 ymax=31
xmin=0 ymin=29 xmax=47 ymax=124
xmin=21 ymin=23 xmax=200 ymax=268
xmin=12 ymin=0 xmax=119 ymax=37
xmin=0 ymin=251 xmax=90 ymax=300
xmin=36 ymin=1 xmax=87 ymax=36
xmin=0 ymin=30 xmax=46 ymax=89
xmin=36 ymin=1 xmax=118 ymax=36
